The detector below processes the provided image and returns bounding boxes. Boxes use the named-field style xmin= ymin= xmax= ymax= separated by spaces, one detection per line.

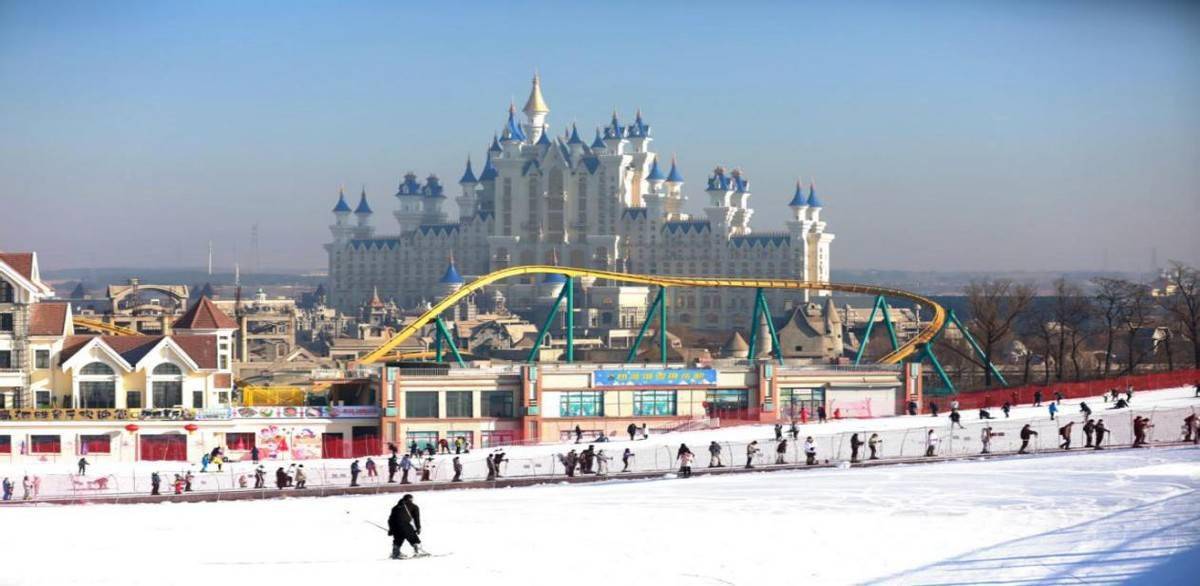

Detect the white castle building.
xmin=326 ymin=76 xmax=834 ymax=330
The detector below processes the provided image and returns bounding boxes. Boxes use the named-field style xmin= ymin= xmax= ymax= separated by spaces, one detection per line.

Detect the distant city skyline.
xmin=2 ymin=1 xmax=1198 ymax=273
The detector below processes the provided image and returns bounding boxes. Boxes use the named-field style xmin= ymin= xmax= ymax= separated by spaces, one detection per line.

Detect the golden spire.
xmin=523 ymin=72 xmax=550 ymax=115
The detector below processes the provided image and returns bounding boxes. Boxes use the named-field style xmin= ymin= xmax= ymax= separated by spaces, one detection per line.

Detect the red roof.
xmin=28 ymin=302 xmax=70 ymax=336
xmin=173 ymin=297 xmax=237 ymax=330
xmin=0 ymin=252 xmax=35 ymax=282
xmin=59 ymin=335 xmax=218 ymax=370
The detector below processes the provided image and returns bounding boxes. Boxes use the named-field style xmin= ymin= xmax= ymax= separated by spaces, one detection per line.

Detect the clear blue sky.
xmin=2 ymin=0 xmax=1197 ymax=273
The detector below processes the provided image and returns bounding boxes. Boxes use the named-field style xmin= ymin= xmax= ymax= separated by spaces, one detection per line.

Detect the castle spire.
xmin=523 ymin=72 xmax=550 ymax=116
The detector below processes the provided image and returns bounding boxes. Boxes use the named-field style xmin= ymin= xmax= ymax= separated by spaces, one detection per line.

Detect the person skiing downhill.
xmin=1048 ymin=402 xmax=1058 ymax=421
xmin=387 ymin=494 xmax=426 ymax=559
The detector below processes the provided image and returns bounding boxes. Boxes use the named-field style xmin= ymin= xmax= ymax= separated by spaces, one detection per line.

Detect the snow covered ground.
xmin=3 ymin=443 xmax=1198 ymax=585
xmin=3 ymin=386 xmax=1198 ymax=497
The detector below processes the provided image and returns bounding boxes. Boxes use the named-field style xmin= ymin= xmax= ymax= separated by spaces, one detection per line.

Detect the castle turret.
xmin=602 ymin=110 xmax=624 ymax=153
xmin=729 ymin=169 xmax=753 ymax=236
xmin=329 ymin=187 xmax=353 ymax=243
xmin=567 ymin=123 xmax=585 ymax=156
xmin=628 ymin=109 xmax=652 ymax=153
xmin=522 ymin=73 xmax=550 ymax=144
xmin=806 ymin=182 xmax=823 ymax=224
xmin=421 ymin=174 xmax=447 ymax=224
xmin=644 ymin=157 xmax=667 ymax=218
xmin=394 ymin=172 xmax=425 ymax=232
xmin=437 ymin=256 xmax=465 ymax=297
xmin=704 ymin=167 xmax=736 ymax=231
xmin=664 ymin=155 xmax=686 ymax=216
xmin=353 ymin=186 xmax=374 ymax=238
xmin=787 ymin=180 xmax=809 ymax=221
xmin=457 ymin=157 xmax=478 ymax=221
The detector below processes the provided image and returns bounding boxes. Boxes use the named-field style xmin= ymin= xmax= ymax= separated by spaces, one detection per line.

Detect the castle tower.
xmin=420 ymin=174 xmax=447 ymax=224
xmin=704 ymin=167 xmax=737 ymax=233
xmin=644 ymin=157 xmax=667 ymax=218
xmin=729 ymin=169 xmax=753 ymax=236
xmin=664 ymin=156 xmax=686 ymax=216
xmin=394 ymin=172 xmax=425 ymax=233
xmin=523 ymin=73 xmax=550 ymax=144
xmin=353 ymin=186 xmax=374 ymax=239
xmin=437 ymin=256 xmax=465 ymax=298
xmin=603 ymin=110 xmax=625 ymax=153
xmin=329 ymin=187 xmax=353 ymax=243
xmin=457 ymin=157 xmax=478 ymax=221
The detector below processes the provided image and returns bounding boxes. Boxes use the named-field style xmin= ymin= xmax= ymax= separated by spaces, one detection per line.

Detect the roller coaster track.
xmin=357 ymin=265 xmax=945 ymax=366
xmin=73 ymin=317 xmax=140 ymax=336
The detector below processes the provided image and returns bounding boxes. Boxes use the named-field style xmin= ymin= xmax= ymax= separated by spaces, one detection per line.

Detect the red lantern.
xmin=184 ymin=423 xmax=199 ymax=433
xmin=125 ymin=424 xmax=139 ymax=433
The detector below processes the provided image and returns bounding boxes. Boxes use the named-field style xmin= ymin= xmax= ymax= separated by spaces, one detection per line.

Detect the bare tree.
xmin=1049 ymin=278 xmax=1092 ymax=380
xmin=1119 ymin=282 xmax=1154 ymax=374
xmin=1092 ymin=277 xmax=1129 ymax=376
xmin=964 ymin=279 xmax=1036 ymax=387
xmin=1159 ymin=262 xmax=1200 ymax=369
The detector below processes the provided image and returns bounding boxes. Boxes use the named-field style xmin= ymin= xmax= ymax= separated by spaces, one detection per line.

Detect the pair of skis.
xmin=364 ymin=521 xmax=448 ymax=559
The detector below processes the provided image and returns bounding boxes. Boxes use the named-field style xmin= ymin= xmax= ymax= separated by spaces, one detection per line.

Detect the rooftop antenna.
xmin=207 ymin=241 xmax=213 ymax=276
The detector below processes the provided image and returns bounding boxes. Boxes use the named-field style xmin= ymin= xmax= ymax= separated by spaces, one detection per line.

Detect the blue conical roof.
xmin=591 ymin=128 xmax=605 ymax=149
xmin=459 ymin=157 xmax=477 ymax=184
xmin=666 ymin=157 xmax=684 ymax=183
xmin=536 ymin=129 xmax=552 ymax=146
xmin=646 ymin=159 xmax=666 ymax=182
xmin=488 ymin=134 xmax=502 ymax=153
xmin=354 ymin=188 xmax=372 ymax=214
xmin=504 ymin=105 xmax=526 ymax=142
xmin=439 ymin=260 xmax=464 ymax=284
xmin=478 ymin=157 xmax=498 ymax=181
xmin=332 ymin=190 xmax=351 ymax=213
xmin=788 ymin=181 xmax=807 ymax=207
xmin=806 ymin=184 xmax=822 ymax=208
xmin=567 ymin=124 xmax=583 ymax=145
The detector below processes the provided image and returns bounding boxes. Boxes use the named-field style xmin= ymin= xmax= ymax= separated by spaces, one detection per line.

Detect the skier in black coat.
xmin=627 ymin=423 xmax=637 ymax=442
xmin=350 ymin=460 xmax=361 ymax=487
xmin=849 ymin=433 xmax=863 ymax=463
xmin=1083 ymin=419 xmax=1096 ymax=447
xmin=949 ymin=409 xmax=964 ymax=429
xmin=1002 ymin=402 xmax=1011 ymax=418
xmin=929 ymin=401 xmax=939 ymax=417
xmin=574 ymin=425 xmax=583 ymax=444
xmin=150 ymin=471 xmax=161 ymax=495
xmin=774 ymin=424 xmax=783 ymax=441
xmin=451 ymin=457 xmax=463 ymax=482
xmin=1094 ymin=419 xmax=1108 ymax=448
xmin=388 ymin=455 xmax=399 ymax=483
xmin=1019 ymin=424 xmax=1038 ymax=454
xmin=387 ymin=494 xmax=425 ymax=559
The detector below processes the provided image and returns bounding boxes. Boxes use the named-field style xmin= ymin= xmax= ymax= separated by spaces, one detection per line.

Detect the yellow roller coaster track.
xmin=358 ymin=265 xmax=945 ymax=366
xmin=73 ymin=317 xmax=140 ymax=336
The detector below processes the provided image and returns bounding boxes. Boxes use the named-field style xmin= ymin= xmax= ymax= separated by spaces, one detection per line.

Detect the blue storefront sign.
xmin=593 ymin=368 xmax=717 ymax=387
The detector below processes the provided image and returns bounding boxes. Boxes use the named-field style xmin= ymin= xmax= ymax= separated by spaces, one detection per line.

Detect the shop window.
xmin=80 ymin=434 xmax=111 ymax=454
xmin=406 ymin=431 xmax=438 ymax=452
xmin=406 ymin=392 xmax=439 ymax=418
xmin=445 ymin=391 xmax=473 ymax=418
xmin=481 ymin=430 xmax=516 ymax=448
xmin=560 ymin=391 xmax=604 ymax=417
xmin=634 ymin=390 xmax=678 ymax=416
xmin=226 ymin=433 xmax=255 ymax=451
xmin=482 ymin=391 xmax=514 ymax=418
xmin=0 ymin=313 xmax=12 ymax=332
xmin=126 ymin=391 xmax=143 ymax=409
xmin=30 ymin=434 xmax=61 ymax=454
xmin=192 ymin=391 xmax=203 ymax=408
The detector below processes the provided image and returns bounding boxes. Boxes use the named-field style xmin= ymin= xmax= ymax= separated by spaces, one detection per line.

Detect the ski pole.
xmin=364 ymin=520 xmax=388 ymax=532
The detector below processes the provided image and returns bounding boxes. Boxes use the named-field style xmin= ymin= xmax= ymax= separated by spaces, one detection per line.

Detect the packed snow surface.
xmin=5 ymin=446 xmax=1199 ymax=585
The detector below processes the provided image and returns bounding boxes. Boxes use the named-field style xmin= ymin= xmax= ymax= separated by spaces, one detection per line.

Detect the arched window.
xmin=153 ymin=363 xmax=182 ymax=376
xmin=79 ymin=362 xmax=116 ymax=408
xmin=81 ymin=362 xmax=114 ymax=376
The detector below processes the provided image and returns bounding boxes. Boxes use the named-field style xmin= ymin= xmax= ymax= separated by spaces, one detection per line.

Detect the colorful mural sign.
xmin=593 ymin=368 xmax=717 ymax=387
xmin=256 ymin=425 xmax=290 ymax=459
xmin=290 ymin=428 xmax=322 ymax=460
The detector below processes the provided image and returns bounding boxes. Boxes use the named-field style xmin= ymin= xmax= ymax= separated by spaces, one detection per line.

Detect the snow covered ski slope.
xmin=3 ymin=444 xmax=1197 ymax=585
